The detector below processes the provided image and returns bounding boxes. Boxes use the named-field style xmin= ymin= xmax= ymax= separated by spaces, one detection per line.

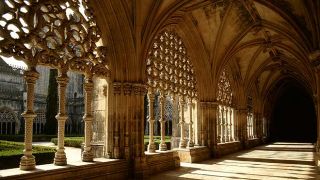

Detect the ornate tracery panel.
xmin=146 ymin=30 xmax=196 ymax=97
xmin=216 ymin=69 xmax=236 ymax=143
xmin=145 ymin=29 xmax=197 ymax=151
xmin=0 ymin=0 xmax=109 ymax=76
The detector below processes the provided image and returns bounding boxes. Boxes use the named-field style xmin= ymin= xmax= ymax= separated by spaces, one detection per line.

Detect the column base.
xmin=159 ymin=143 xmax=167 ymax=151
xmin=188 ymin=141 xmax=194 ymax=148
xmin=54 ymin=151 xmax=67 ymax=166
xmin=179 ymin=140 xmax=187 ymax=149
xmin=82 ymin=150 xmax=94 ymax=162
xmin=175 ymin=146 xmax=210 ymax=163
xmin=20 ymin=155 xmax=36 ymax=170
xmin=147 ymin=143 xmax=156 ymax=153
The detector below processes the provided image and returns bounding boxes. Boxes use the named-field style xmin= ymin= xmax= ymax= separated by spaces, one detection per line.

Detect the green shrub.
xmin=0 ymin=140 xmax=56 ymax=170
xmin=51 ymin=137 xmax=84 ymax=148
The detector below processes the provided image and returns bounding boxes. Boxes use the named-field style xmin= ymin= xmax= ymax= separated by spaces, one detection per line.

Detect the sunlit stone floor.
xmin=151 ymin=142 xmax=319 ymax=180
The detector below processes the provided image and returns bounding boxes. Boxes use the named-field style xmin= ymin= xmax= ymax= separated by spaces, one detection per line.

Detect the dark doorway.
xmin=270 ymin=81 xmax=316 ymax=142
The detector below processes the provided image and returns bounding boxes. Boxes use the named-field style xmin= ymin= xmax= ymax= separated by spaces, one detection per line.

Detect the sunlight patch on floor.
xmin=151 ymin=142 xmax=319 ymax=180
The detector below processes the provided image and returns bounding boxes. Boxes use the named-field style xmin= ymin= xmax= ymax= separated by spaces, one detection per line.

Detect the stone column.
xmin=187 ymin=98 xmax=194 ymax=148
xmin=248 ymin=113 xmax=251 ymax=139
xmin=54 ymin=70 xmax=69 ymax=165
xmin=159 ymin=91 xmax=167 ymax=151
xmin=147 ymin=88 xmax=156 ymax=153
xmin=226 ymin=107 xmax=230 ymax=142
xmin=20 ymin=68 xmax=39 ymax=170
xmin=230 ymin=108 xmax=234 ymax=141
xmin=82 ymin=75 xmax=94 ymax=162
xmin=179 ymin=96 xmax=187 ymax=148
xmin=217 ymin=105 xmax=222 ymax=143
xmin=233 ymin=109 xmax=237 ymax=141
xmin=112 ymin=82 xmax=121 ymax=158
xmin=221 ymin=106 xmax=226 ymax=143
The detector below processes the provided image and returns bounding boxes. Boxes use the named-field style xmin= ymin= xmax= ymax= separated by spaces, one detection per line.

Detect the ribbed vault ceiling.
xmin=89 ymin=0 xmax=320 ymax=103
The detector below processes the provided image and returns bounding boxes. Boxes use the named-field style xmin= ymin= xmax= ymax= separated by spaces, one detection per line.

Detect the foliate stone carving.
xmin=113 ymin=83 xmax=122 ymax=95
xmin=217 ymin=69 xmax=232 ymax=105
xmin=0 ymin=0 xmax=109 ymax=76
xmin=146 ymin=30 xmax=197 ymax=98
xmin=123 ymin=83 xmax=132 ymax=96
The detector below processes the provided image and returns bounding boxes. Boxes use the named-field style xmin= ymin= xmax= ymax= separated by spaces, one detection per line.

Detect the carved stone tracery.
xmin=146 ymin=30 xmax=197 ymax=98
xmin=146 ymin=29 xmax=197 ymax=150
xmin=216 ymin=69 xmax=235 ymax=143
xmin=0 ymin=0 xmax=109 ymax=76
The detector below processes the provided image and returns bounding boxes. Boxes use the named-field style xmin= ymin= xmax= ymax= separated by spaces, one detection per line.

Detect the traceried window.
xmin=145 ymin=29 xmax=197 ymax=152
xmin=216 ymin=69 xmax=237 ymax=143
xmin=34 ymin=109 xmax=46 ymax=135
xmin=0 ymin=107 xmax=18 ymax=135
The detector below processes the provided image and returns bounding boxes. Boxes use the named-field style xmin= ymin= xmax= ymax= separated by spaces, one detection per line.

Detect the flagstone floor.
xmin=151 ymin=142 xmax=319 ymax=180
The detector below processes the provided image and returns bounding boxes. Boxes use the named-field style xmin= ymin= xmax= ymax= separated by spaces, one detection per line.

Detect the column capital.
xmin=84 ymin=79 xmax=94 ymax=91
xmin=147 ymin=88 xmax=156 ymax=100
xmin=123 ymin=83 xmax=132 ymax=96
xmin=113 ymin=82 xmax=122 ymax=95
xmin=132 ymin=83 xmax=148 ymax=96
xmin=24 ymin=69 xmax=39 ymax=83
xmin=56 ymin=74 xmax=69 ymax=86
xmin=179 ymin=95 xmax=186 ymax=104
xmin=187 ymin=97 xmax=194 ymax=105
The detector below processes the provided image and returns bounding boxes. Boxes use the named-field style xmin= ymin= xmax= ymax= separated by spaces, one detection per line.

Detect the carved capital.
xmin=56 ymin=74 xmax=69 ymax=87
xmin=123 ymin=83 xmax=132 ymax=95
xmin=113 ymin=82 xmax=122 ymax=95
xmin=24 ymin=69 xmax=39 ymax=84
xmin=147 ymin=87 xmax=155 ymax=99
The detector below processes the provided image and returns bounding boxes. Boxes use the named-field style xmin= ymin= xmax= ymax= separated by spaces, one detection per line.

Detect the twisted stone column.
xmin=187 ymin=98 xmax=194 ymax=148
xmin=147 ymin=88 xmax=156 ymax=153
xmin=159 ymin=92 xmax=167 ymax=151
xmin=54 ymin=71 xmax=69 ymax=165
xmin=20 ymin=68 xmax=39 ymax=170
xmin=82 ymin=75 xmax=94 ymax=162
xmin=179 ymin=96 xmax=187 ymax=148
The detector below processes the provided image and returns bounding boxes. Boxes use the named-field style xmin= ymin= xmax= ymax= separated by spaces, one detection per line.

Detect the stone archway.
xmin=0 ymin=0 xmax=110 ymax=170
xmin=270 ymin=79 xmax=316 ymax=142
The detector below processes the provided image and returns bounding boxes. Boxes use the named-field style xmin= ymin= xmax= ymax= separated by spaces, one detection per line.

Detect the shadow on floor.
xmin=150 ymin=142 xmax=319 ymax=180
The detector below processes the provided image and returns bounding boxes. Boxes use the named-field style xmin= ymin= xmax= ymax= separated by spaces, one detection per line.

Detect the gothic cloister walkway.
xmin=151 ymin=143 xmax=319 ymax=180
